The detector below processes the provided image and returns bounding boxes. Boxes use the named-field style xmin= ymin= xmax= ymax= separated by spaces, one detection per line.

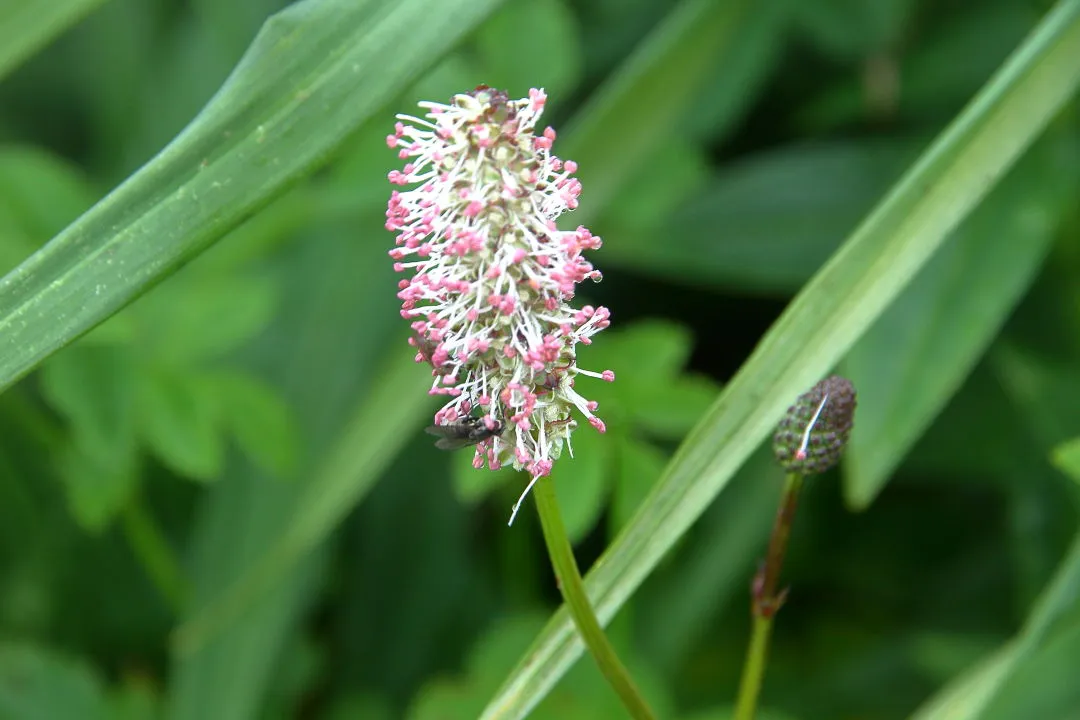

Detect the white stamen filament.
xmin=796 ymin=393 xmax=829 ymax=460
xmin=508 ymin=475 xmax=541 ymax=526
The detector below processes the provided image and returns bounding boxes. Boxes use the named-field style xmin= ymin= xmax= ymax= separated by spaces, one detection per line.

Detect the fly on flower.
xmin=425 ymin=416 xmax=504 ymax=451
xmin=386 ymin=86 xmax=615 ymax=524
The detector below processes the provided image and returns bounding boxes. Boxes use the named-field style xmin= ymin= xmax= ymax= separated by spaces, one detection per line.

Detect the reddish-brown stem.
xmin=752 ymin=471 xmax=804 ymax=618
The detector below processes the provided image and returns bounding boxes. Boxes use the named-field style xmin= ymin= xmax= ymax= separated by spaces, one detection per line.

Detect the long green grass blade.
xmin=171 ymin=352 xmax=433 ymax=654
xmin=0 ymin=0 xmax=109 ymax=81
xmin=911 ymin=530 xmax=1080 ymax=719
xmin=481 ymin=1 xmax=1080 ymax=716
xmin=560 ymin=0 xmax=763 ymax=225
xmin=0 ymin=0 xmax=503 ymax=393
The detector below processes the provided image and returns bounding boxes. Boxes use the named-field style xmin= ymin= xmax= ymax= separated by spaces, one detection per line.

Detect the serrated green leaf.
xmin=57 ymin=438 xmax=138 ymax=532
xmin=0 ymin=0 xmax=506 ymax=395
xmin=167 ymin=223 xmax=432 ymax=720
xmin=136 ymin=369 xmax=225 ymax=482
xmin=0 ymin=0 xmax=111 ymax=82
xmin=137 ymin=273 xmax=278 ymax=367
xmin=595 ymin=320 xmax=693 ymax=382
xmin=630 ymin=374 xmax=719 ymax=439
xmin=212 ymin=371 xmax=299 ymax=479
xmin=39 ymin=344 xmax=140 ymax=527
xmin=482 ymin=3 xmax=1080 ymax=716
xmin=474 ymin=0 xmax=582 ymax=101
xmin=0 ymin=642 xmax=108 ymax=720
xmin=842 ymin=137 xmax=1067 ymax=508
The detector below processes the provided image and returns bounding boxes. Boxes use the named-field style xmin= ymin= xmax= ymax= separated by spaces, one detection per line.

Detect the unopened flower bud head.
xmin=386 ymin=86 xmax=614 ymax=523
xmin=773 ymin=375 xmax=856 ymax=475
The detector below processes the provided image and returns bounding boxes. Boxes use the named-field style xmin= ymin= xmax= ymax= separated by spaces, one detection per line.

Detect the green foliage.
xmin=450 ymin=320 xmax=719 ymax=541
xmin=1 ymin=0 xmax=1080 ymax=718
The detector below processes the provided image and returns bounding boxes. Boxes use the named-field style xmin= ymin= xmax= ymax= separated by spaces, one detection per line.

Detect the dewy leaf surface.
xmin=480 ymin=2 xmax=1080 ymax=716
xmin=0 ymin=0 xmax=504 ymax=392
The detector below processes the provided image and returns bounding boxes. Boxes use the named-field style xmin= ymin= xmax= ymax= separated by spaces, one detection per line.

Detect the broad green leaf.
xmin=603 ymin=140 xmax=918 ymax=293
xmin=578 ymin=320 xmax=720 ymax=439
xmin=39 ymin=344 xmax=134 ymax=457
xmin=597 ymin=320 xmax=692 ymax=381
xmin=56 ymin=439 xmax=138 ymax=532
xmin=107 ymin=678 xmax=160 ymax=720
xmin=803 ymin=1 xmax=1041 ymax=129
xmin=597 ymin=139 xmax=708 ymax=233
xmin=411 ymin=612 xmax=673 ymax=720
xmin=790 ymin=0 xmax=913 ymax=60
xmin=481 ymin=3 xmax=1080 ymax=716
xmin=980 ymin=610 xmax=1080 ymax=719
xmin=678 ymin=708 xmax=795 ymax=720
xmin=636 ymin=447 xmax=778 ymax=669
xmin=167 ymin=212 xmax=432 ymax=720
xmin=912 ymin=530 xmax=1080 ymax=719
xmin=842 ymin=137 xmax=1068 ymax=508
xmin=191 ymin=0 xmax=288 ymax=60
xmin=1051 ymin=436 xmax=1080 ymax=484
xmin=0 ymin=0 xmax=110 ymax=82
xmin=39 ymin=344 xmax=139 ymax=529
xmin=631 ymin=374 xmax=719 ymax=439
xmin=682 ymin=0 xmax=787 ymax=142
xmin=451 ymin=448 xmax=519 ymax=505
xmin=905 ymin=362 xmax=1028 ymax=477
xmin=610 ymin=439 xmax=666 ymax=532
xmin=552 ymin=426 xmax=610 ymax=543
xmin=0 ymin=0 xmax=505 ymax=394
xmin=992 ymin=343 xmax=1080 ymax=449
xmin=0 ymin=642 xmax=108 ymax=720
xmin=171 ymin=352 xmax=437 ymax=656
xmin=135 ymin=369 xmax=225 ymax=482
xmin=321 ymin=694 xmax=393 ymax=720
xmin=560 ymin=0 xmax=762 ymax=225
xmin=137 ymin=273 xmax=278 ymax=366
xmin=474 ymin=0 xmax=583 ymax=102
xmin=0 ymin=147 xmax=96 ymax=243
xmin=213 ymin=371 xmax=299 ymax=478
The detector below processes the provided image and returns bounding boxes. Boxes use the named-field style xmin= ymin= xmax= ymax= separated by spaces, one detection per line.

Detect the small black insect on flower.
xmin=425 ymin=416 xmax=504 ymax=451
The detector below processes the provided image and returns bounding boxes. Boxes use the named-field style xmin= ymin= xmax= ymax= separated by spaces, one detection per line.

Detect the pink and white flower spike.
xmin=386 ymin=86 xmax=614 ymax=525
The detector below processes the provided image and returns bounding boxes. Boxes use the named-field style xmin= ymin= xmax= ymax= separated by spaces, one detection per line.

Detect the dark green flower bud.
xmin=773 ymin=375 xmax=856 ymax=475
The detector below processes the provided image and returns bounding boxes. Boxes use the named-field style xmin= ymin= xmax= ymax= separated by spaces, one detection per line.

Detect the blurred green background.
xmin=1 ymin=0 xmax=1079 ymax=718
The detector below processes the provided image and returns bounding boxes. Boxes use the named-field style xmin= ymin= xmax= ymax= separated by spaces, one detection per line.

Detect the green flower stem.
xmin=734 ymin=471 xmax=806 ymax=720
xmin=121 ymin=495 xmax=188 ymax=615
xmin=532 ymin=477 xmax=656 ymax=720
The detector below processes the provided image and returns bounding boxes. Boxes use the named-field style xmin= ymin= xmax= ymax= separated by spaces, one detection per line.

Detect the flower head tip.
xmin=772 ymin=375 xmax=856 ymax=475
xmin=386 ymin=86 xmax=613 ymax=523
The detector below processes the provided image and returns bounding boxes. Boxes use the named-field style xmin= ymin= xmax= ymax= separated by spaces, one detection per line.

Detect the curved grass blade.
xmin=560 ymin=0 xmax=766 ymax=226
xmin=0 ymin=0 xmax=504 ymax=393
xmin=481 ymin=2 xmax=1080 ymax=717
xmin=0 ymin=0 xmax=110 ymax=81
xmin=911 ymin=531 xmax=1080 ymax=719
